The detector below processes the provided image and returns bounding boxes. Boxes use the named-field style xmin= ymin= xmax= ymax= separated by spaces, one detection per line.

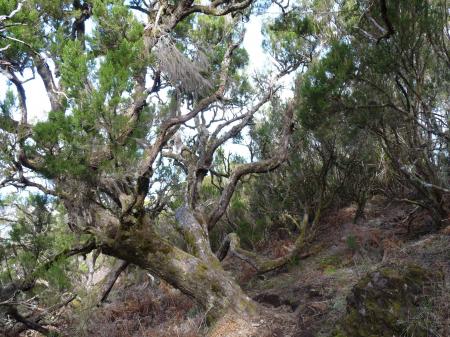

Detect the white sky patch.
xmin=243 ymin=15 xmax=267 ymax=73
xmin=23 ymin=70 xmax=51 ymax=122
xmin=0 ymin=67 xmax=51 ymax=123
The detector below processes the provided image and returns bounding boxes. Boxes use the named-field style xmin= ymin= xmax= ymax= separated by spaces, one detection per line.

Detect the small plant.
xmin=287 ymin=254 xmax=301 ymax=268
xmin=346 ymin=234 xmax=359 ymax=253
xmin=320 ymin=255 xmax=342 ymax=268
xmin=324 ymin=266 xmax=338 ymax=275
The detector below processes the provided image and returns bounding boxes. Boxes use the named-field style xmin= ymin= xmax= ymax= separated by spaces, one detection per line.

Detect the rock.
xmin=253 ymin=293 xmax=282 ymax=307
xmin=335 ymin=263 xmax=442 ymax=337
xmin=441 ymin=225 xmax=450 ymax=235
xmin=253 ymin=292 xmax=300 ymax=311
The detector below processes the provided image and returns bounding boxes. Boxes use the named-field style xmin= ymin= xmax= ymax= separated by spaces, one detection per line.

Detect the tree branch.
xmin=377 ymin=0 xmax=395 ymax=43
xmin=136 ymin=31 xmax=242 ymax=184
xmin=98 ymin=260 xmax=129 ymax=304
xmin=0 ymin=238 xmax=97 ymax=303
xmin=207 ymin=101 xmax=295 ymax=229
xmin=34 ymin=57 xmax=63 ymax=112
xmin=6 ymin=306 xmax=58 ymax=337
xmin=187 ymin=0 xmax=253 ymax=17
xmin=0 ymin=67 xmax=27 ymax=126
xmin=216 ymin=219 xmax=310 ymax=275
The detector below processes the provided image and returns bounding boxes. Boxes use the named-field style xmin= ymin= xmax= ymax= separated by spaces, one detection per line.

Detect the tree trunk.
xmin=97 ymin=222 xmax=256 ymax=323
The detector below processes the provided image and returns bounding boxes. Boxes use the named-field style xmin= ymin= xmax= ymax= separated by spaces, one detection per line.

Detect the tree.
xmin=0 ymin=0 xmax=309 ymax=333
xmin=3 ymin=1 xmax=447 ymax=335
xmin=345 ymin=0 xmax=449 ymax=227
xmin=295 ymin=0 xmax=449 ymax=228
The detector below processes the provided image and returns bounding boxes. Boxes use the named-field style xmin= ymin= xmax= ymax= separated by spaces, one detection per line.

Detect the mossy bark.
xmin=98 ymin=221 xmax=256 ymax=322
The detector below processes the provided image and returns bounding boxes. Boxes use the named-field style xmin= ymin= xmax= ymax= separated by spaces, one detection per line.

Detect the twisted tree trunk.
xmin=93 ymin=212 xmax=256 ymax=324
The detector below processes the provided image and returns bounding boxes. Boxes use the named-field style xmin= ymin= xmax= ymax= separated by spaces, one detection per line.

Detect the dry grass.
xmin=399 ymin=277 xmax=449 ymax=337
xmin=67 ymin=281 xmax=206 ymax=337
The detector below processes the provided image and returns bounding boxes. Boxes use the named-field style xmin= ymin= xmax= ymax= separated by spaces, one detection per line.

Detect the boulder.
xmin=336 ymin=263 xmax=441 ymax=337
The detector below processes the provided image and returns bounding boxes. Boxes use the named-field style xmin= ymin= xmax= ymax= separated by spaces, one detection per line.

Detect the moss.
xmin=319 ymin=254 xmax=345 ymax=272
xmin=196 ymin=262 xmax=209 ymax=279
xmin=210 ymin=257 xmax=223 ymax=270
xmin=210 ymin=282 xmax=223 ymax=296
xmin=324 ymin=266 xmax=338 ymax=274
xmin=333 ymin=329 xmax=347 ymax=337
xmin=339 ymin=263 xmax=440 ymax=337
xmin=184 ymin=232 xmax=198 ymax=254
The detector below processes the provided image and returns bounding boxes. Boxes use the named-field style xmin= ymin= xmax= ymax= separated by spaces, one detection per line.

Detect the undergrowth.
xmin=67 ymin=281 xmax=206 ymax=337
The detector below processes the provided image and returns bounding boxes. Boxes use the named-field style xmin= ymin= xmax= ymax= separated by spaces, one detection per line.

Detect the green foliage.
xmin=60 ymin=40 xmax=89 ymax=95
xmin=298 ymin=41 xmax=355 ymax=130
xmin=0 ymin=194 xmax=78 ymax=293
xmin=345 ymin=235 xmax=359 ymax=253
xmin=0 ymin=89 xmax=16 ymax=117
xmin=263 ymin=10 xmax=317 ymax=67
xmin=46 ymin=260 xmax=72 ymax=290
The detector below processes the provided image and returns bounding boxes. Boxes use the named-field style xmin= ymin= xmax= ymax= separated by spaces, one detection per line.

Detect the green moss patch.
xmin=335 ymin=263 xmax=442 ymax=337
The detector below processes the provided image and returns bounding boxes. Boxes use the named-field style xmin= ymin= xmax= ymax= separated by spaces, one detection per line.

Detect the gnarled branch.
xmin=207 ymin=101 xmax=295 ymax=229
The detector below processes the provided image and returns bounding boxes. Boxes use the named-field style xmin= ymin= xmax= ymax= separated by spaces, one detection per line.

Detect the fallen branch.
xmin=98 ymin=260 xmax=129 ymax=304
xmin=6 ymin=305 xmax=59 ymax=337
xmin=217 ymin=214 xmax=310 ymax=274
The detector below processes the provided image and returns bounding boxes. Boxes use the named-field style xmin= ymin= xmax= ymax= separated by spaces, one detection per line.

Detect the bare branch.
xmin=98 ymin=260 xmax=129 ymax=304
xmin=187 ymin=0 xmax=253 ymax=17
xmin=366 ymin=14 xmax=386 ymax=33
xmin=34 ymin=57 xmax=63 ymax=112
xmin=216 ymin=221 xmax=310 ymax=274
xmin=129 ymin=5 xmax=150 ymax=16
xmin=207 ymin=101 xmax=295 ymax=229
xmin=2 ymin=294 xmax=76 ymax=337
xmin=161 ymin=150 xmax=188 ymax=171
xmin=5 ymin=306 xmax=59 ymax=337
xmin=137 ymin=31 xmax=243 ymax=182
xmin=208 ymin=89 xmax=275 ymax=157
xmin=377 ymin=0 xmax=395 ymax=43
xmin=0 ymin=67 xmax=27 ymax=126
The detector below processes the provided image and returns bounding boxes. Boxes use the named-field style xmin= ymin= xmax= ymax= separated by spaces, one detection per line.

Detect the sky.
xmin=0 ymin=11 xmax=273 ymax=123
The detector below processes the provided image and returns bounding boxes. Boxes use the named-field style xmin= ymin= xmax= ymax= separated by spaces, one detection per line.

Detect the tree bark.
xmin=97 ymin=218 xmax=256 ymax=322
xmin=217 ymin=230 xmax=309 ymax=275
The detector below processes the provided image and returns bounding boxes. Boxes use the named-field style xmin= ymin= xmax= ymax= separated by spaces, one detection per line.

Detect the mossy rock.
xmin=335 ymin=263 xmax=442 ymax=337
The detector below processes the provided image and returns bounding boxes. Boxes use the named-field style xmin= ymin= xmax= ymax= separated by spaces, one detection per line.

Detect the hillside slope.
xmin=60 ymin=197 xmax=450 ymax=337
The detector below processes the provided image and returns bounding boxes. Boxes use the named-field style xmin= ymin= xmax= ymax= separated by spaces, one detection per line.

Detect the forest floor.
xmin=62 ymin=196 xmax=449 ymax=337
xmin=241 ymin=197 xmax=450 ymax=337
